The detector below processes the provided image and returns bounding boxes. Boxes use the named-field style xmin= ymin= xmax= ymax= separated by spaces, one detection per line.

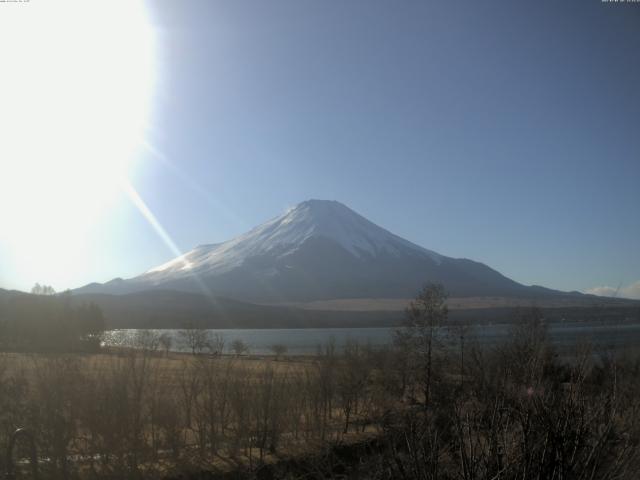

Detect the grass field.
xmin=3 ymin=311 xmax=640 ymax=479
xmin=0 ymin=347 xmax=388 ymax=479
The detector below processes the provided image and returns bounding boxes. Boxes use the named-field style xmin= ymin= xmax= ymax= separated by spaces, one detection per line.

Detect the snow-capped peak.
xmin=274 ymin=200 xmax=441 ymax=259
xmin=143 ymin=200 xmax=442 ymax=279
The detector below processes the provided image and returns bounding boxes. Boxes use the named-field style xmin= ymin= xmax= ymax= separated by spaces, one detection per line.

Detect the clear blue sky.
xmin=1 ymin=0 xmax=639 ymax=297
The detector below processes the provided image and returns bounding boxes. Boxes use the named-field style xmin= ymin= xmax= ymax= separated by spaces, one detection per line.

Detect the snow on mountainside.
xmin=143 ymin=200 xmax=442 ymax=282
xmin=74 ymin=199 xmax=576 ymax=301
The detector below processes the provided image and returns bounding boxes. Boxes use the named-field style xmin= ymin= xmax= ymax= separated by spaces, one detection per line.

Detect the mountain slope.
xmin=143 ymin=199 xmax=442 ymax=279
xmin=75 ymin=199 xmax=568 ymax=301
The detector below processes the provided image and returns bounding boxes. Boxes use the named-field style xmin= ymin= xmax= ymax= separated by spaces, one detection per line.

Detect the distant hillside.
xmin=287 ymin=295 xmax=639 ymax=311
xmin=71 ymin=290 xmax=402 ymax=329
xmin=72 ymin=289 xmax=640 ymax=329
xmin=0 ymin=287 xmax=24 ymax=299
xmin=2 ymin=285 xmax=637 ymax=330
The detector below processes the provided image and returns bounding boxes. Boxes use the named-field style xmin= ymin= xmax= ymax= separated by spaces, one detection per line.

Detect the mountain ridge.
xmin=74 ymin=199 xmax=576 ymax=301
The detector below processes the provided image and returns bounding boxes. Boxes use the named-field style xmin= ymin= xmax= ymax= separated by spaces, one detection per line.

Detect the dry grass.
xmin=0 ymin=348 xmax=387 ymax=479
xmin=2 ymin=350 xmax=311 ymax=378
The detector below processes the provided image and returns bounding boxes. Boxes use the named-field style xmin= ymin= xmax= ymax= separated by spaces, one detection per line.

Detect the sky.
xmin=0 ymin=0 xmax=639 ymax=298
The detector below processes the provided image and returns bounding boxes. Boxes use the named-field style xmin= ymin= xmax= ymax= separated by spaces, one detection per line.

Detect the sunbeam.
xmin=121 ymin=182 xmax=186 ymax=268
xmin=122 ymin=180 xmax=217 ymax=301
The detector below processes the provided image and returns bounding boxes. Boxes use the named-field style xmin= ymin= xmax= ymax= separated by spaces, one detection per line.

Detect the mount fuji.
xmin=76 ymin=199 xmax=565 ymax=302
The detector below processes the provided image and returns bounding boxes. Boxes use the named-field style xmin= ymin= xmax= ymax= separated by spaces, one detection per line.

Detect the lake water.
xmin=102 ymin=322 xmax=640 ymax=356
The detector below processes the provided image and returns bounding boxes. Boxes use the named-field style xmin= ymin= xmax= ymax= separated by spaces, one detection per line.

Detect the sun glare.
xmin=0 ymin=1 xmax=155 ymax=288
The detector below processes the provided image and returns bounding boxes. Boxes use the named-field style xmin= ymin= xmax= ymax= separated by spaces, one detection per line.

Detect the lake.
xmin=102 ymin=321 xmax=640 ymax=356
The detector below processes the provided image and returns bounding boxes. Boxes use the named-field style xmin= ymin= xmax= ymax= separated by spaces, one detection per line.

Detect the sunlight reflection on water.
xmin=102 ymin=322 xmax=640 ymax=356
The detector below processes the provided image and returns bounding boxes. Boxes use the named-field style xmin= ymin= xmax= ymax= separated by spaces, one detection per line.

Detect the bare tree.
xmin=449 ymin=320 xmax=473 ymax=390
xmin=231 ymin=338 xmax=249 ymax=356
xmin=270 ymin=344 xmax=287 ymax=360
xmin=502 ymin=306 xmax=552 ymax=387
xmin=314 ymin=338 xmax=337 ymax=441
xmin=158 ymin=332 xmax=173 ymax=357
xmin=179 ymin=326 xmax=210 ymax=355
xmin=30 ymin=283 xmax=56 ymax=295
xmin=208 ymin=332 xmax=225 ymax=356
xmin=134 ymin=330 xmax=160 ymax=353
xmin=395 ymin=283 xmax=448 ymax=406
xmin=337 ymin=340 xmax=370 ymax=434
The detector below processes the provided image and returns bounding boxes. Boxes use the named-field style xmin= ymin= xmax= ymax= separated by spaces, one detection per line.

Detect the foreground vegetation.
xmin=0 ymin=292 xmax=105 ymax=352
xmin=0 ymin=286 xmax=639 ymax=479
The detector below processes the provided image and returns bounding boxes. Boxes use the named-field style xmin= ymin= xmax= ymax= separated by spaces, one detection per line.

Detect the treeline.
xmin=0 ymin=292 xmax=105 ymax=351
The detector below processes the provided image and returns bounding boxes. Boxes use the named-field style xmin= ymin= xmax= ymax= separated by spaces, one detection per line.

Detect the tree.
xmin=449 ymin=320 xmax=472 ymax=391
xmin=208 ymin=333 xmax=225 ymax=356
xmin=31 ymin=283 xmax=56 ymax=296
xmin=270 ymin=344 xmax=287 ymax=360
xmin=159 ymin=333 xmax=173 ymax=357
xmin=337 ymin=340 xmax=370 ymax=433
xmin=134 ymin=330 xmax=160 ymax=352
xmin=179 ymin=325 xmax=210 ymax=355
xmin=231 ymin=339 xmax=249 ymax=357
xmin=503 ymin=306 xmax=552 ymax=387
xmin=76 ymin=302 xmax=106 ymax=349
xmin=395 ymin=283 xmax=448 ymax=406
